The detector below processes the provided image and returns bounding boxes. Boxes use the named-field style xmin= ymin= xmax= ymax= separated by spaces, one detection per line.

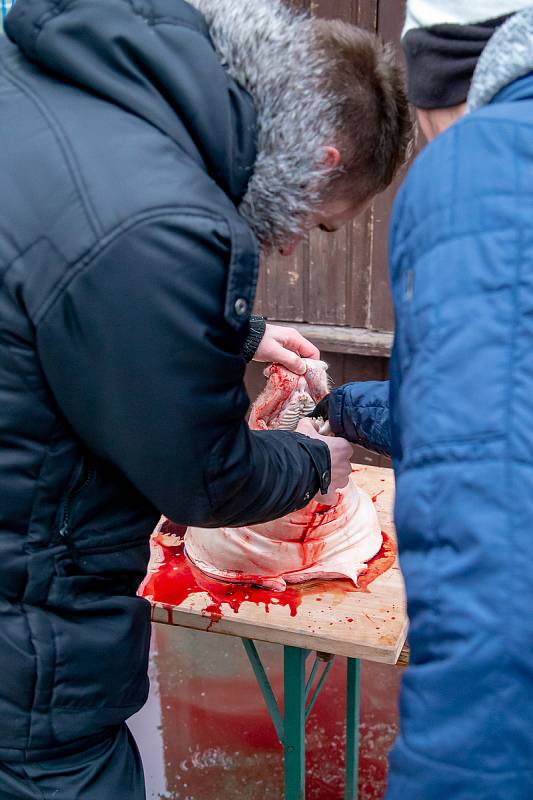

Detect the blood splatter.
xmin=357 ymin=533 xmax=396 ymax=592
xmin=295 ymin=494 xmax=341 ymax=546
xmin=141 ymin=537 xmax=303 ymax=620
xmin=140 ymin=530 xmax=397 ymax=624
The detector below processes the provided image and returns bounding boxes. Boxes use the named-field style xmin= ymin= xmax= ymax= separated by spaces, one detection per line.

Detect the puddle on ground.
xmin=130 ymin=625 xmax=403 ymax=799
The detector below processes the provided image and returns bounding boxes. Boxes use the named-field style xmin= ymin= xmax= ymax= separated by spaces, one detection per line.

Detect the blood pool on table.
xmin=184 ymin=360 xmax=383 ymax=592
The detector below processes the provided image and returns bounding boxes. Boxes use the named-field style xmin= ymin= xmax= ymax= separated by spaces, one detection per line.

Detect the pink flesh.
xmin=184 ymin=360 xmax=382 ymax=591
xmin=248 ymin=361 xmax=329 ymax=431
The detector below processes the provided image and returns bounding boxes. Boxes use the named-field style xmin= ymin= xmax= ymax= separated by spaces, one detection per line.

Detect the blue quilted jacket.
xmin=331 ymin=55 xmax=533 ymax=800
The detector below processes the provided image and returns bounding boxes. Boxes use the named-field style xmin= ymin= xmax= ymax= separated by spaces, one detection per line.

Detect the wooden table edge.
xmin=152 ymin=602 xmax=408 ymax=666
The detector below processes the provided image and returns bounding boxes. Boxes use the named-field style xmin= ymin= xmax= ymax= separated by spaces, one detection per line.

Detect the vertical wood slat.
xmin=355 ymin=0 xmax=378 ymax=30
xmin=369 ymin=0 xmax=409 ymax=331
xmin=310 ymin=0 xmax=355 ymax=22
xmin=254 ymin=0 xmax=409 ymax=338
xmin=254 ymin=0 xmax=397 ymax=331
xmin=260 ymin=247 xmax=308 ymax=323
xmin=305 ymin=0 xmax=356 ymax=328
xmin=309 ymin=0 xmax=379 ymax=330
xmin=307 ymin=228 xmax=349 ymax=325
xmin=347 ymin=207 xmax=374 ymax=329
xmin=301 ymin=0 xmax=379 ymax=328
xmin=369 ymin=177 xmax=400 ymax=331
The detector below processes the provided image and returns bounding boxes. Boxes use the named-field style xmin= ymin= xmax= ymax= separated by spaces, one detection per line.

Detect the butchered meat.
xmin=184 ymin=361 xmax=382 ymax=591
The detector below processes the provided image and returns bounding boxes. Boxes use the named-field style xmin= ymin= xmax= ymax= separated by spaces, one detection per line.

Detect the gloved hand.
xmin=306 ymin=394 xmax=331 ymax=435
xmin=296 ymin=418 xmax=352 ymax=505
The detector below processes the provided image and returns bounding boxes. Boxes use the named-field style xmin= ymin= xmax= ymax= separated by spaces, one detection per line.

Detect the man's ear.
xmin=323 ymin=146 xmax=341 ymax=169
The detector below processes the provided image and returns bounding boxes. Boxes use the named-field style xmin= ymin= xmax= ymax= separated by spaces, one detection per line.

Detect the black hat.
xmin=401 ymin=2 xmax=527 ymax=108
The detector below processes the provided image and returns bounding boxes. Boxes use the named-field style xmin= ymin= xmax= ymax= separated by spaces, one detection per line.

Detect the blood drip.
xmin=140 ymin=523 xmax=396 ymax=625
xmin=141 ymin=537 xmax=302 ymax=619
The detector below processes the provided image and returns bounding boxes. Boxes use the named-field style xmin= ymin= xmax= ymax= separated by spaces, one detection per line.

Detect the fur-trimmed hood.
xmin=187 ymin=0 xmax=339 ymax=248
xmin=6 ymin=0 xmax=339 ymax=250
xmin=468 ymin=7 xmax=533 ymax=111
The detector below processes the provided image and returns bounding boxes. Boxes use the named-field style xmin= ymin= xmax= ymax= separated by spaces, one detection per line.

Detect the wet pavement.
xmin=130 ymin=624 xmax=403 ymax=799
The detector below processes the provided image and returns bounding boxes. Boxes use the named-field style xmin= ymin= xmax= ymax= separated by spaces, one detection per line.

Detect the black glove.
xmin=306 ymin=394 xmax=330 ymax=421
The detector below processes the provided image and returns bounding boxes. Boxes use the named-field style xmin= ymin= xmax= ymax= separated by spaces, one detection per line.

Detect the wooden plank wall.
xmin=247 ymin=0 xmax=409 ymax=466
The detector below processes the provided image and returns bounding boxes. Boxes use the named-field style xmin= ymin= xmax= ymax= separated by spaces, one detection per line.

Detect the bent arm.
xmin=37 ymin=213 xmax=329 ymax=528
xmin=329 ymin=380 xmax=391 ymax=456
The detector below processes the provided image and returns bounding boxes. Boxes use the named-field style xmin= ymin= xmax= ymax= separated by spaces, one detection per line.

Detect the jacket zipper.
xmin=57 ymin=459 xmax=95 ymax=540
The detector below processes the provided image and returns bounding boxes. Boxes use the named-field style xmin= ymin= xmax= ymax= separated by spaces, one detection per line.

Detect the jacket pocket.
xmin=48 ymin=593 xmax=151 ymax=743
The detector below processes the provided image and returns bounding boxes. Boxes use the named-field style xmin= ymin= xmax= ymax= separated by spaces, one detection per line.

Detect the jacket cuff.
xmin=328 ymin=383 xmax=392 ymax=456
xmin=328 ymin=388 xmax=345 ymax=438
xmin=293 ymin=434 xmax=331 ymax=498
xmin=242 ymin=315 xmax=267 ymax=362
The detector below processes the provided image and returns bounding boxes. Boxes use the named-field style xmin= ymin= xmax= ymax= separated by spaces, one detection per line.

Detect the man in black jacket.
xmin=0 ymin=0 xmax=410 ymax=796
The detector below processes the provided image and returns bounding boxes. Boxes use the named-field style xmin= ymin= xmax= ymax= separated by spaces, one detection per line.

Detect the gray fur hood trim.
xmin=468 ymin=7 xmax=533 ymax=112
xmin=187 ymin=0 xmax=338 ymax=249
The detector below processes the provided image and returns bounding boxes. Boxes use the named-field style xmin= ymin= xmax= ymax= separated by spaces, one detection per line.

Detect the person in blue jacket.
xmin=0 ymin=0 xmax=412 ymax=798
xmin=315 ymin=3 xmax=533 ymax=797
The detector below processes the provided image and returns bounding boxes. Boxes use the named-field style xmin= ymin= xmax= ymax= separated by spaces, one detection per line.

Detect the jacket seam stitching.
xmin=395 ymin=221 xmax=516 ymax=260
xmin=17 ymin=604 xmax=39 ymax=754
xmin=35 ymin=208 xmax=229 ymax=326
xmin=496 ymin=124 xmax=522 ymax=742
xmin=408 ymin=432 xmax=504 ymax=452
xmin=24 ymin=435 xmax=64 ymax=548
xmin=29 ymin=0 xmax=207 ymax=38
xmin=150 ymin=18 xmax=205 ymax=32
xmin=2 ymin=69 xmax=102 ymax=239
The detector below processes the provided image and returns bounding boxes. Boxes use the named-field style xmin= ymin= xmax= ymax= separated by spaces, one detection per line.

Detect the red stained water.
xmin=145 ymin=625 xmax=403 ymax=800
xmin=140 ymin=522 xmax=396 ymax=623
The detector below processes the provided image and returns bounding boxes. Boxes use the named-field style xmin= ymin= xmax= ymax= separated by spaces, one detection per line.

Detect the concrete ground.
xmin=130 ymin=624 xmax=403 ymax=799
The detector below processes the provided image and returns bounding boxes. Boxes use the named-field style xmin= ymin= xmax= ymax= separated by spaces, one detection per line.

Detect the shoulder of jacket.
xmin=35 ymin=203 xmax=258 ymax=328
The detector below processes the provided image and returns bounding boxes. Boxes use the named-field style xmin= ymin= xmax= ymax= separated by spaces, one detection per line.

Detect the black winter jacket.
xmin=0 ymin=0 xmax=329 ymax=760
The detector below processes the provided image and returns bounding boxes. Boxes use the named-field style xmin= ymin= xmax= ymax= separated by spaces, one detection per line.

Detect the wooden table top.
xmin=141 ymin=465 xmax=408 ymax=665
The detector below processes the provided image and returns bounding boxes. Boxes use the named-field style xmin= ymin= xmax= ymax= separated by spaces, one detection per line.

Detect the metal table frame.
xmin=242 ymin=639 xmax=361 ymax=800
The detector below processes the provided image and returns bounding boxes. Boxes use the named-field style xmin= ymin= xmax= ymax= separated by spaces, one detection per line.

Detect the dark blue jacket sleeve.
xmin=36 ymin=213 xmax=329 ymax=528
xmin=329 ymin=380 xmax=391 ymax=456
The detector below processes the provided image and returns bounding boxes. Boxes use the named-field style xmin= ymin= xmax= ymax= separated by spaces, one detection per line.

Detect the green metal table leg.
xmin=345 ymin=658 xmax=361 ymax=800
xmin=242 ymin=640 xmax=342 ymax=799
xmin=242 ymin=639 xmax=284 ymax=742
xmin=284 ymin=646 xmax=307 ymax=800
